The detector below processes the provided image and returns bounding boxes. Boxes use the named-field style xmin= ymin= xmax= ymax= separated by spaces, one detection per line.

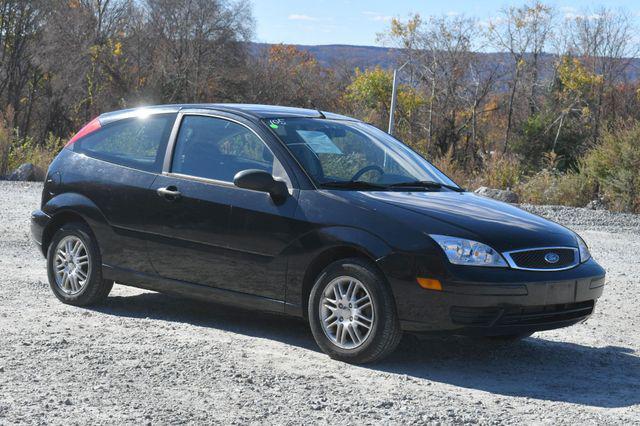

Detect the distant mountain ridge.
xmin=249 ymin=42 xmax=640 ymax=81
xmin=249 ymin=42 xmax=400 ymax=69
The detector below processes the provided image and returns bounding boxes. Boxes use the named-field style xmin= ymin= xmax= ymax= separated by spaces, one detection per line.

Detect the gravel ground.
xmin=0 ymin=181 xmax=638 ymax=425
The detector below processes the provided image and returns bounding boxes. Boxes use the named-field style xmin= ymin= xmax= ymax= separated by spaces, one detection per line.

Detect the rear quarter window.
xmin=72 ymin=113 xmax=176 ymax=173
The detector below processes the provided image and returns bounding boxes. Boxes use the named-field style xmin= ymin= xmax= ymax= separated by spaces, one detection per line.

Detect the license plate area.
xmin=545 ymin=280 xmax=576 ymax=304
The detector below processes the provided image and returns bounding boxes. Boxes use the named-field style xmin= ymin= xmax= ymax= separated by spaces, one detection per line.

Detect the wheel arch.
xmin=292 ymin=226 xmax=394 ymax=319
xmin=301 ymin=246 xmax=378 ymax=318
xmin=41 ymin=211 xmax=93 ymax=256
xmin=40 ymin=192 xmax=109 ymax=256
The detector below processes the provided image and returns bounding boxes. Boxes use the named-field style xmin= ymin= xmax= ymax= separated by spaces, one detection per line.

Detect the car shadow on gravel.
xmin=94 ymin=290 xmax=639 ymax=409
xmin=376 ymin=335 xmax=640 ymax=408
xmin=94 ymin=291 xmax=318 ymax=351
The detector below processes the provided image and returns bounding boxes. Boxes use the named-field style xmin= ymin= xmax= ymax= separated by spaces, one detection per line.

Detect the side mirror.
xmin=233 ymin=169 xmax=288 ymax=203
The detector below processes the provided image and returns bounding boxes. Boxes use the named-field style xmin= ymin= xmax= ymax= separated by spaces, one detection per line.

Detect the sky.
xmin=252 ymin=0 xmax=640 ymax=46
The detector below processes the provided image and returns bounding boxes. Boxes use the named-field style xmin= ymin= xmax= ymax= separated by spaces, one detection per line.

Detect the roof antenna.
xmin=309 ymin=100 xmax=326 ymax=119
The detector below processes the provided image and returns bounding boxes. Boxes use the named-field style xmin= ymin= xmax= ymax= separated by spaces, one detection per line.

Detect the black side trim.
xmin=102 ymin=264 xmax=289 ymax=314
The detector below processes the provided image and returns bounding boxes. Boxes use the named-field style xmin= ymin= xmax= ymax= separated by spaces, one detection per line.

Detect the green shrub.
xmin=479 ymin=153 xmax=522 ymax=190
xmin=7 ymin=133 xmax=65 ymax=180
xmin=512 ymin=113 xmax=550 ymax=170
xmin=582 ymin=122 xmax=640 ymax=212
xmin=517 ymin=169 xmax=595 ymax=206
xmin=431 ymin=147 xmax=472 ymax=188
xmin=512 ymin=113 xmax=589 ymax=171
xmin=431 ymin=150 xmax=523 ymax=190
xmin=0 ymin=105 xmax=65 ymax=179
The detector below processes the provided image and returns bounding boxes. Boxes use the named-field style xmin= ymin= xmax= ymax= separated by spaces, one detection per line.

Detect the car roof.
xmin=98 ymin=103 xmax=359 ymax=123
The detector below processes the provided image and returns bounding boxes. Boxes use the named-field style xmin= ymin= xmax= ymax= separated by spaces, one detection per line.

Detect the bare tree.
xmin=0 ymin=0 xmax=43 ymax=135
xmin=566 ymin=7 xmax=638 ymax=142
xmin=144 ymin=0 xmax=253 ymax=103
xmin=487 ymin=1 xmax=554 ymax=153
xmin=382 ymin=14 xmax=497 ymax=158
xmin=38 ymin=0 xmax=133 ymax=127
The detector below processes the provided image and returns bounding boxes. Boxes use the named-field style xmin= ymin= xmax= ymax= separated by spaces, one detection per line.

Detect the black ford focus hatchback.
xmin=31 ymin=104 xmax=605 ymax=363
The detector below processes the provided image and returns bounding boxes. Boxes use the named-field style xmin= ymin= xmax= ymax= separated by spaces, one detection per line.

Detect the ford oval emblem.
xmin=544 ymin=252 xmax=560 ymax=264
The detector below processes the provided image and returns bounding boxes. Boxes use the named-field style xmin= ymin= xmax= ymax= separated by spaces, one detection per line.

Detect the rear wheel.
xmin=308 ymin=258 xmax=401 ymax=364
xmin=47 ymin=222 xmax=113 ymax=306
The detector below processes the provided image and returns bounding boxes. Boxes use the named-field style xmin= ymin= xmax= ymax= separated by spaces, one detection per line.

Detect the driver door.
xmin=145 ymin=113 xmax=301 ymax=302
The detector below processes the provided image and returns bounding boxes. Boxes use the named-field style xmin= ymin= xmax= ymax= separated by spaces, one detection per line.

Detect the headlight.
xmin=576 ymin=234 xmax=591 ymax=263
xmin=429 ymin=234 xmax=508 ymax=267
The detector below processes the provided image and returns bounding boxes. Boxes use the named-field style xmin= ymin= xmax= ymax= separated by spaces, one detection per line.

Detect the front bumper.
xmin=379 ymin=254 xmax=606 ymax=336
xmin=30 ymin=209 xmax=51 ymax=255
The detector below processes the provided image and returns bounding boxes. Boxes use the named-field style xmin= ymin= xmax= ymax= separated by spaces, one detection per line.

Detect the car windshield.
xmin=264 ymin=117 xmax=460 ymax=190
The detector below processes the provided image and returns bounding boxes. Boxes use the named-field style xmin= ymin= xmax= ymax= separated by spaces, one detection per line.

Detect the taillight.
xmin=65 ymin=117 xmax=101 ymax=147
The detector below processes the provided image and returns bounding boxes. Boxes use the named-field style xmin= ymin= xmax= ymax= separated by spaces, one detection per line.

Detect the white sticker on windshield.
xmin=295 ymin=130 xmax=342 ymax=154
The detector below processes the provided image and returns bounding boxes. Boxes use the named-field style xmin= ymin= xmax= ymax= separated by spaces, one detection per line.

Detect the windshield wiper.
xmin=386 ymin=180 xmax=464 ymax=192
xmin=319 ymin=180 xmax=388 ymax=190
xmin=319 ymin=179 xmax=464 ymax=192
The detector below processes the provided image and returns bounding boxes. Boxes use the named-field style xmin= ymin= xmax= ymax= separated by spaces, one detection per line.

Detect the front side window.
xmin=73 ymin=114 xmax=176 ymax=173
xmin=172 ymin=115 xmax=286 ymax=183
xmin=264 ymin=118 xmax=459 ymax=189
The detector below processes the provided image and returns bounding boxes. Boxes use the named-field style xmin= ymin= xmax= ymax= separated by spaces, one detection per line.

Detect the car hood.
xmin=359 ymin=190 xmax=578 ymax=252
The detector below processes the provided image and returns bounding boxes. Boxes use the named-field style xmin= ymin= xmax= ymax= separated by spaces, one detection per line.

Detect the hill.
xmin=249 ymin=42 xmax=640 ymax=81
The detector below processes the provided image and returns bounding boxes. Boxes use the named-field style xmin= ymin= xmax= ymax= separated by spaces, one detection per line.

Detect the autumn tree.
xmin=246 ymin=44 xmax=342 ymax=109
xmin=344 ymin=67 xmax=392 ymax=128
xmin=553 ymin=57 xmax=603 ymax=151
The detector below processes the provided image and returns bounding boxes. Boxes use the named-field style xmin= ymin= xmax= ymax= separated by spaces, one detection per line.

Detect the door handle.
xmin=157 ymin=186 xmax=181 ymax=200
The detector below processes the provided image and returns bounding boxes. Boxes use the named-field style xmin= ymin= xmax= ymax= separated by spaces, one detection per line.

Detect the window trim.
xmin=163 ymin=171 xmax=236 ymax=188
xmin=72 ymin=113 xmax=176 ymax=174
xmin=162 ymin=111 xmax=292 ymax=189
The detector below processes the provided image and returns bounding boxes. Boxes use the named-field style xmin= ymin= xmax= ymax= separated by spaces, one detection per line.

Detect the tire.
xmin=46 ymin=222 xmax=113 ymax=306
xmin=308 ymin=258 xmax=401 ymax=364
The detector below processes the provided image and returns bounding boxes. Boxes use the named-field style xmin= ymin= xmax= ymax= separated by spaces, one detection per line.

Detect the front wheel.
xmin=47 ymin=222 xmax=113 ymax=306
xmin=308 ymin=258 xmax=401 ymax=364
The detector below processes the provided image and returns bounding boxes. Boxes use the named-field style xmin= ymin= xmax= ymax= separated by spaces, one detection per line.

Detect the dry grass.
xmin=0 ymin=106 xmax=63 ymax=180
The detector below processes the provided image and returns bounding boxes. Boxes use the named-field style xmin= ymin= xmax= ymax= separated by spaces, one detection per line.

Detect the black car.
xmin=31 ymin=104 xmax=605 ymax=363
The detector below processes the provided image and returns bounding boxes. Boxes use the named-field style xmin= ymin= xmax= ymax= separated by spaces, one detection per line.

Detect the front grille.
xmin=506 ymin=247 xmax=577 ymax=270
xmin=450 ymin=300 xmax=594 ymax=327
xmin=497 ymin=301 xmax=594 ymax=326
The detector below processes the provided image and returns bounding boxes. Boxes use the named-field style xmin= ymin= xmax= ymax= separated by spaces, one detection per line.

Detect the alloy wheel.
xmin=319 ymin=276 xmax=375 ymax=349
xmin=53 ymin=235 xmax=91 ymax=295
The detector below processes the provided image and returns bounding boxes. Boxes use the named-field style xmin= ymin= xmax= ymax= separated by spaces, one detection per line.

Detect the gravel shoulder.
xmin=0 ymin=182 xmax=639 ymax=424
